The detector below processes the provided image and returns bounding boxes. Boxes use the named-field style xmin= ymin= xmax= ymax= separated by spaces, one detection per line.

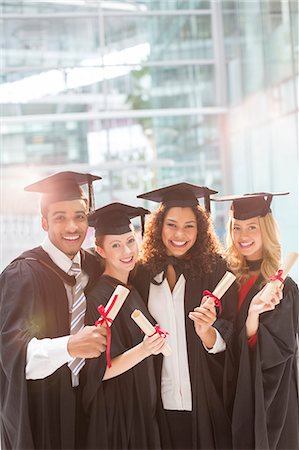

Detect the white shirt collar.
xmin=153 ymin=272 xmax=164 ymax=284
xmin=41 ymin=236 xmax=81 ymax=274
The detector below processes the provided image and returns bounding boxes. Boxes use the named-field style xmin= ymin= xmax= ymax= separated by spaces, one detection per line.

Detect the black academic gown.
xmin=232 ymin=276 xmax=299 ymax=450
xmin=0 ymin=246 xmax=101 ymax=450
xmin=81 ymin=275 xmax=161 ymax=450
xmin=131 ymin=257 xmax=238 ymax=450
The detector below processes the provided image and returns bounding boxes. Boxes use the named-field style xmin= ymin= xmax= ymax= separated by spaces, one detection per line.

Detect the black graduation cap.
xmin=24 ymin=171 xmax=102 ymax=212
xmin=88 ymin=202 xmax=150 ymax=235
xmin=212 ymin=192 xmax=289 ymax=220
xmin=137 ymin=182 xmax=218 ymax=212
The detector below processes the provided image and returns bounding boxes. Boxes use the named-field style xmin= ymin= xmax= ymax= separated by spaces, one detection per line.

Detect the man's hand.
xmin=67 ymin=325 xmax=107 ymax=358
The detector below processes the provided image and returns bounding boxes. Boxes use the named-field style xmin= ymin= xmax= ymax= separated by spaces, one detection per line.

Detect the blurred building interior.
xmin=0 ymin=0 xmax=298 ymax=277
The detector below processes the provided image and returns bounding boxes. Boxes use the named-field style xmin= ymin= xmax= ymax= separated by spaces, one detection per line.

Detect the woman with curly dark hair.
xmin=131 ymin=183 xmax=238 ymax=450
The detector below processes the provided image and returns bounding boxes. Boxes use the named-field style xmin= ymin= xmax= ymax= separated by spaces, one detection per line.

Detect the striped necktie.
xmin=68 ymin=261 xmax=86 ymax=377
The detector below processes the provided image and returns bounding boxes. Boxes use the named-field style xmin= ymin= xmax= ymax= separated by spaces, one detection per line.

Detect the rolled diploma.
xmin=99 ymin=285 xmax=130 ymax=325
xmin=131 ymin=309 xmax=172 ymax=356
xmin=212 ymin=271 xmax=236 ymax=299
xmin=259 ymin=252 xmax=299 ymax=303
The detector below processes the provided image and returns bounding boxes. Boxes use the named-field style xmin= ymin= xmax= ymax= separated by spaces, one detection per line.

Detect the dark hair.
xmin=140 ymin=204 xmax=223 ymax=279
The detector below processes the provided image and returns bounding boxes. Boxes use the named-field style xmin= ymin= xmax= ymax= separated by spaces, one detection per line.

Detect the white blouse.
xmin=148 ymin=272 xmax=225 ymax=411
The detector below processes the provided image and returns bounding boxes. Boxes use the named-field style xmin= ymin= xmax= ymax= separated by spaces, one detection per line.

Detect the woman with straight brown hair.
xmin=81 ymin=203 xmax=166 ymax=449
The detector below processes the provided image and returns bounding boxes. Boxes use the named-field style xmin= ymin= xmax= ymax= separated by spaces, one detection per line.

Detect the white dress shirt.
xmin=148 ymin=272 xmax=226 ymax=411
xmin=26 ymin=237 xmax=87 ymax=380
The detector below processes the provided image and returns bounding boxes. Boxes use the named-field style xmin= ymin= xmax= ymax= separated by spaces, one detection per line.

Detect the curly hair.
xmin=225 ymin=211 xmax=281 ymax=287
xmin=140 ymin=204 xmax=223 ymax=279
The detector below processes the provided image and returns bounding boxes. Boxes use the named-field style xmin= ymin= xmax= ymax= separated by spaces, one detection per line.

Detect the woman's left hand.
xmin=248 ymin=284 xmax=283 ymax=317
xmin=246 ymin=285 xmax=283 ymax=338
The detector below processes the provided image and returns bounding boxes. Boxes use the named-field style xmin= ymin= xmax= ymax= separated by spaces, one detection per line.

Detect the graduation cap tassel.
xmin=88 ymin=180 xmax=95 ymax=213
xmin=204 ymin=193 xmax=211 ymax=213
xmin=264 ymin=194 xmax=273 ymax=215
xmin=140 ymin=215 xmax=146 ymax=237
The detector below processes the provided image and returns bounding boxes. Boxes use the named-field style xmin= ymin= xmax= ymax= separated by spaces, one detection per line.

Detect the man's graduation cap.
xmin=212 ymin=192 xmax=289 ymax=220
xmin=24 ymin=171 xmax=101 ymax=212
xmin=137 ymin=182 xmax=218 ymax=212
xmin=88 ymin=202 xmax=150 ymax=235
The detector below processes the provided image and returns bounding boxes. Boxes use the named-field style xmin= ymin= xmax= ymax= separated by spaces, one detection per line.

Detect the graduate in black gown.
xmin=217 ymin=192 xmax=299 ymax=450
xmin=0 ymin=172 xmax=107 ymax=450
xmin=81 ymin=203 xmax=166 ymax=449
xmin=131 ymin=183 xmax=238 ymax=450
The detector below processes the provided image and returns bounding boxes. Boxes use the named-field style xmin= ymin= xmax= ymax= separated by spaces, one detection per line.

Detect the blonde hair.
xmin=225 ymin=212 xmax=281 ymax=286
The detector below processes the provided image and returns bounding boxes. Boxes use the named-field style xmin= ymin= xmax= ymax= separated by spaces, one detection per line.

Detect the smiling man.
xmin=0 ymin=171 xmax=107 ymax=450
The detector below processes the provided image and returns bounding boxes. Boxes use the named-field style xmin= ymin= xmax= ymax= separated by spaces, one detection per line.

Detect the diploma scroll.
xmin=131 ymin=309 xmax=172 ymax=356
xmin=212 ymin=271 xmax=236 ymax=299
xmin=95 ymin=284 xmax=130 ymax=367
xmin=95 ymin=284 xmax=130 ymax=326
xmin=259 ymin=252 xmax=299 ymax=303
xmin=203 ymin=271 xmax=236 ymax=313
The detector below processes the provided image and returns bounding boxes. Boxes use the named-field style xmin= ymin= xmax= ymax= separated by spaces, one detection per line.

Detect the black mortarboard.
xmin=137 ymin=182 xmax=217 ymax=212
xmin=212 ymin=192 xmax=289 ymax=220
xmin=88 ymin=202 xmax=150 ymax=235
xmin=24 ymin=171 xmax=101 ymax=212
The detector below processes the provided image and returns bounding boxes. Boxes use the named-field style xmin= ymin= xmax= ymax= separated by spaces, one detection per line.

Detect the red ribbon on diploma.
xmin=269 ymin=269 xmax=284 ymax=284
xmin=95 ymin=294 xmax=118 ymax=368
xmin=149 ymin=324 xmax=169 ymax=339
xmin=202 ymin=290 xmax=223 ymax=314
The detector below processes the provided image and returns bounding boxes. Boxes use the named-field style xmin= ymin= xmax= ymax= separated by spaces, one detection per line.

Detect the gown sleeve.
xmin=254 ymin=277 xmax=299 ymax=449
xmin=81 ymin=279 xmax=113 ymax=411
xmin=0 ymin=261 xmax=40 ymax=449
xmin=233 ymin=277 xmax=299 ymax=450
xmin=210 ymin=258 xmax=238 ymax=344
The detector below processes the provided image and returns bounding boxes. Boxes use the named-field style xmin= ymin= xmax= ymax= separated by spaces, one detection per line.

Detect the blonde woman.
xmin=217 ymin=193 xmax=299 ymax=450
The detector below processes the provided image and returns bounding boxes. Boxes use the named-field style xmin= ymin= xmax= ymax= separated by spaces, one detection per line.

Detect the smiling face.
xmin=232 ymin=216 xmax=263 ymax=260
xmin=42 ymin=199 xmax=88 ymax=259
xmin=96 ymin=231 xmax=139 ymax=282
xmin=162 ymin=207 xmax=198 ymax=257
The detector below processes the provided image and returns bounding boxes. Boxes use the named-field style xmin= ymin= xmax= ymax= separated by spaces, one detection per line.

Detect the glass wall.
xmin=1 ymin=1 xmax=222 ymax=179
xmin=1 ymin=0 xmax=226 ymax=269
xmin=1 ymin=0 xmax=298 ymax=277
xmin=222 ymin=0 xmax=298 ymax=265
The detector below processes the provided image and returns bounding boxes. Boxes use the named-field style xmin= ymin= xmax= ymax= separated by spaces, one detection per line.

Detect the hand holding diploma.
xmin=189 ymin=271 xmax=236 ymax=346
xmin=202 ymin=271 xmax=236 ymax=313
xmin=259 ymin=252 xmax=299 ymax=304
xmin=246 ymin=285 xmax=283 ymax=339
xmin=131 ymin=309 xmax=172 ymax=356
xmin=95 ymin=285 xmax=130 ymax=367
